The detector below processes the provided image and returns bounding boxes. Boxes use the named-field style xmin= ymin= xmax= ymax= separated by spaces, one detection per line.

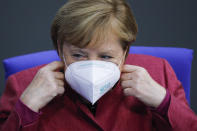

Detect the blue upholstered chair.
xmin=2 ymin=46 xmax=193 ymax=104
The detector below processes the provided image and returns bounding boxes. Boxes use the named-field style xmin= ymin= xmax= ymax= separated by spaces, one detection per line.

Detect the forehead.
xmin=66 ymin=33 xmax=123 ymax=53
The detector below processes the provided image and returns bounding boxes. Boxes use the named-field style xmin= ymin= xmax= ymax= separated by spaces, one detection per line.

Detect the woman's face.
xmin=61 ymin=34 xmax=126 ymax=70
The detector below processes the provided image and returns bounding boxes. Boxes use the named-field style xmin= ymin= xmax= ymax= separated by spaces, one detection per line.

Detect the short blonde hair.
xmin=51 ymin=0 xmax=138 ymax=53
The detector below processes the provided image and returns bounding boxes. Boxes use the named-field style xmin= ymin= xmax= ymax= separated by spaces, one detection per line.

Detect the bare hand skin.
xmin=121 ymin=64 xmax=166 ymax=108
xmin=20 ymin=61 xmax=65 ymax=112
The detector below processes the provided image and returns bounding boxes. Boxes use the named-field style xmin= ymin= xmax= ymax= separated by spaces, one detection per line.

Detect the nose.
xmin=88 ymin=56 xmax=99 ymax=61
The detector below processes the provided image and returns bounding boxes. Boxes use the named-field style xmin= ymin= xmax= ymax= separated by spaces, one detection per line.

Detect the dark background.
xmin=0 ymin=0 xmax=196 ymax=113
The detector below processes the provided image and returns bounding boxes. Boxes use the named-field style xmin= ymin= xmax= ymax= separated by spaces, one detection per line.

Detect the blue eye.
xmin=100 ymin=55 xmax=113 ymax=59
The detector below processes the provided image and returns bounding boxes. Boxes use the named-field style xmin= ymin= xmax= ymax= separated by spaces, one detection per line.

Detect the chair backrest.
xmin=129 ymin=46 xmax=193 ymax=104
xmin=2 ymin=46 xmax=193 ymax=103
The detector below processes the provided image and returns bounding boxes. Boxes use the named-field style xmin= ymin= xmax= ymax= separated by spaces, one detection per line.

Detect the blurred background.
xmin=0 ymin=0 xmax=197 ymax=113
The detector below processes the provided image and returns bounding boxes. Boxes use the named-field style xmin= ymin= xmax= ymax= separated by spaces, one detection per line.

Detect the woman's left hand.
xmin=120 ymin=64 xmax=166 ymax=108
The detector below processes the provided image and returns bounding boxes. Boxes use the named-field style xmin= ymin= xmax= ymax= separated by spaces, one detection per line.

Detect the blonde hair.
xmin=51 ymin=0 xmax=138 ymax=53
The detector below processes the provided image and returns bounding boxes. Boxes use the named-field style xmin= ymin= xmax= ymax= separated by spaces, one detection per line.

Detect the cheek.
xmin=64 ymin=57 xmax=76 ymax=73
xmin=66 ymin=59 xmax=76 ymax=66
xmin=63 ymin=55 xmax=76 ymax=67
xmin=118 ymin=58 xmax=126 ymax=72
xmin=113 ymin=51 xmax=127 ymax=66
xmin=119 ymin=63 xmax=125 ymax=72
xmin=110 ymin=59 xmax=124 ymax=71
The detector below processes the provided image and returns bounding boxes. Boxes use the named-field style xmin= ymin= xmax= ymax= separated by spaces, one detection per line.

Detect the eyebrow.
xmin=98 ymin=50 xmax=116 ymax=55
xmin=70 ymin=47 xmax=85 ymax=52
xmin=70 ymin=49 xmax=87 ymax=54
xmin=70 ymin=45 xmax=116 ymax=55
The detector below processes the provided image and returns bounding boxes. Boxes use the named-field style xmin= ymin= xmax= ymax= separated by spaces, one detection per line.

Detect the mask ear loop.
xmin=62 ymin=54 xmax=68 ymax=68
xmin=117 ymin=46 xmax=128 ymax=67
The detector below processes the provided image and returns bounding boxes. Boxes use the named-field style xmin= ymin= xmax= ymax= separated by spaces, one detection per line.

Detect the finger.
xmin=120 ymin=72 xmax=134 ymax=81
xmin=123 ymin=88 xmax=135 ymax=96
xmin=46 ymin=61 xmax=64 ymax=71
xmin=55 ymin=80 xmax=65 ymax=95
xmin=54 ymin=72 xmax=64 ymax=80
xmin=57 ymin=86 xmax=65 ymax=95
xmin=121 ymin=80 xmax=134 ymax=89
xmin=56 ymin=79 xmax=64 ymax=87
xmin=122 ymin=64 xmax=142 ymax=73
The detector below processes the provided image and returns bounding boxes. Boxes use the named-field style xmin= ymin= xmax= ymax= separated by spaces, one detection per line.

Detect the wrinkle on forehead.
xmin=63 ymin=23 xmax=124 ymax=56
xmin=86 ymin=31 xmax=121 ymax=50
xmin=67 ymin=43 xmax=120 ymax=55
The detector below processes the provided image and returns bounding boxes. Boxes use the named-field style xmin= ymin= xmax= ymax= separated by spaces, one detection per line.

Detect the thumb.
xmin=45 ymin=61 xmax=65 ymax=71
xmin=122 ymin=64 xmax=142 ymax=73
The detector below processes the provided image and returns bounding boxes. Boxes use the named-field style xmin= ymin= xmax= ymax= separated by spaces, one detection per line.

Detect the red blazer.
xmin=0 ymin=54 xmax=197 ymax=131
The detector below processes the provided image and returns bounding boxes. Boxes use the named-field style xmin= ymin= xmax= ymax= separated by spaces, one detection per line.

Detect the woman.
xmin=0 ymin=0 xmax=197 ymax=130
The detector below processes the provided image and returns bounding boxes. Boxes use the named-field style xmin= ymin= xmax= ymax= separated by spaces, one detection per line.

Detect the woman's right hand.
xmin=20 ymin=61 xmax=65 ymax=112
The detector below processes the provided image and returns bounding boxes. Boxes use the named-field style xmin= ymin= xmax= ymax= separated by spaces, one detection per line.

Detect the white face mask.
xmin=64 ymin=59 xmax=121 ymax=105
